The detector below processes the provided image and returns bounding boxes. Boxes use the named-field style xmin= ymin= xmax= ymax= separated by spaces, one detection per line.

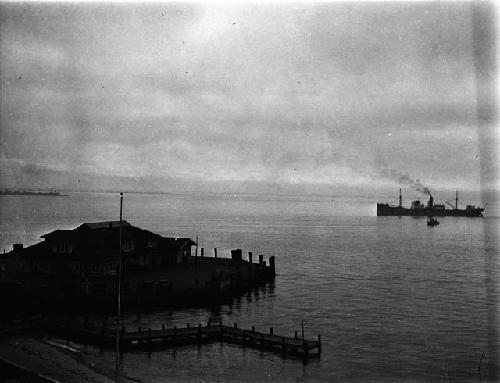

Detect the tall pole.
xmin=115 ymin=192 xmax=123 ymax=373
xmin=195 ymin=235 xmax=198 ymax=257
xmin=455 ymin=190 xmax=458 ymax=210
xmin=399 ymin=188 xmax=402 ymax=208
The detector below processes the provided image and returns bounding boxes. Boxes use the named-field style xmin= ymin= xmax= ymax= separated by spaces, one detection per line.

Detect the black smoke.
xmin=380 ymin=168 xmax=431 ymax=196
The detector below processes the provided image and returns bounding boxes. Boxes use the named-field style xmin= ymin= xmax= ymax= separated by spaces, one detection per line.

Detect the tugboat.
xmin=427 ymin=217 xmax=439 ymax=227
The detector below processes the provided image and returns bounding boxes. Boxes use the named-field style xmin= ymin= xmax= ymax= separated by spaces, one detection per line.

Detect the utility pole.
xmin=115 ymin=192 xmax=123 ymax=373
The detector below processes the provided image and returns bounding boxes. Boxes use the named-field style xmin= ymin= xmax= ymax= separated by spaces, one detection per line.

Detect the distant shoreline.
xmin=0 ymin=190 xmax=67 ymax=197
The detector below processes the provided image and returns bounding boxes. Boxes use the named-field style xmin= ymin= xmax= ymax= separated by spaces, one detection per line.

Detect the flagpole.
xmin=116 ymin=192 xmax=123 ymax=373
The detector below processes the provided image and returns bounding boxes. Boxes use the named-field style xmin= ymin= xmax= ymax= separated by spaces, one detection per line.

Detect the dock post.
xmin=214 ymin=248 xmax=218 ymax=258
xmin=187 ymin=323 xmax=190 ymax=328
xmin=269 ymin=327 xmax=273 ymax=336
xmin=318 ymin=335 xmax=322 ymax=353
xmin=234 ymin=323 xmax=237 ymax=329
xmin=162 ymin=324 xmax=165 ymax=330
xmin=248 ymin=252 xmax=253 ymax=263
xmin=269 ymin=256 xmax=275 ymax=275
xmin=201 ymin=248 xmax=204 ymax=258
xmin=252 ymin=325 xmax=255 ymax=332
xmin=295 ymin=331 xmax=297 ymax=339
xmin=259 ymin=254 xmax=263 ymax=265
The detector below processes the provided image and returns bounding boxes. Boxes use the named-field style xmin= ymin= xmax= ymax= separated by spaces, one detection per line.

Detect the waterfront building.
xmin=1 ymin=221 xmax=195 ymax=300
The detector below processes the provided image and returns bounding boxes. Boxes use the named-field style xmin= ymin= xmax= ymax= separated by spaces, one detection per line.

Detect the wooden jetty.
xmin=48 ymin=319 xmax=321 ymax=358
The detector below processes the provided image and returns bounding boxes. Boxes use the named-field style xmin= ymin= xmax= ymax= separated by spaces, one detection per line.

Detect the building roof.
xmin=78 ymin=221 xmax=132 ymax=230
xmin=19 ymin=221 xmax=195 ymax=262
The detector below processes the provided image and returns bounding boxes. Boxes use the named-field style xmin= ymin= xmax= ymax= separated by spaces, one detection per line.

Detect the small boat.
xmin=427 ymin=217 xmax=439 ymax=226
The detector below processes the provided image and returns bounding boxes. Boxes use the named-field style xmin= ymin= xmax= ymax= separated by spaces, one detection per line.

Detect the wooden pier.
xmin=48 ymin=319 xmax=321 ymax=358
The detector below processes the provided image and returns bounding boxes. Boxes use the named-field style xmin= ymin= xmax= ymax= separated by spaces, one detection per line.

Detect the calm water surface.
xmin=1 ymin=192 xmax=498 ymax=382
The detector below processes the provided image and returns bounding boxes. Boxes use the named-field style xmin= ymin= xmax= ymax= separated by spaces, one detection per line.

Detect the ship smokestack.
xmin=428 ymin=194 xmax=433 ymax=208
xmin=399 ymin=188 xmax=402 ymax=207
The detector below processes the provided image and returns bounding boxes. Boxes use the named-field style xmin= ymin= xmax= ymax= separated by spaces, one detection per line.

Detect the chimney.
xmin=13 ymin=243 xmax=23 ymax=252
xmin=428 ymin=195 xmax=433 ymax=208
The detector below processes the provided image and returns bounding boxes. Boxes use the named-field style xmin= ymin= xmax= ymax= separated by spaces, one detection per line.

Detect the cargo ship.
xmin=377 ymin=189 xmax=484 ymax=217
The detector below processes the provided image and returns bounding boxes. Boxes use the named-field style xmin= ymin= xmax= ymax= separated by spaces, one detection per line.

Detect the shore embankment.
xmin=0 ymin=335 xmax=136 ymax=382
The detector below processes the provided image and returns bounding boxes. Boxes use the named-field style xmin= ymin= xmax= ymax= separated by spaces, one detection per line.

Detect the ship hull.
xmin=377 ymin=204 xmax=484 ymax=217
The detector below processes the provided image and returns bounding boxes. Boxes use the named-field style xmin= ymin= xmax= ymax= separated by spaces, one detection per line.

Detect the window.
xmin=122 ymin=240 xmax=135 ymax=252
xmin=52 ymin=243 xmax=73 ymax=254
xmin=147 ymin=238 xmax=158 ymax=248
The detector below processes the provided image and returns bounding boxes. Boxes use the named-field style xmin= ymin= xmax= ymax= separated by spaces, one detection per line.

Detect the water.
xmin=1 ymin=192 xmax=498 ymax=382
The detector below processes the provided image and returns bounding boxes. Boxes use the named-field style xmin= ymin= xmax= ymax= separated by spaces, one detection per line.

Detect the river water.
xmin=0 ymin=191 xmax=498 ymax=382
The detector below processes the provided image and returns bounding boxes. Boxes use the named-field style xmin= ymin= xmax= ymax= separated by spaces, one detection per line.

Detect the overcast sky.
xmin=0 ymin=2 xmax=497 ymax=195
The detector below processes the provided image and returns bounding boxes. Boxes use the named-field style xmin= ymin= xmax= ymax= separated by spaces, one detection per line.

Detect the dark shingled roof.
xmin=23 ymin=221 xmax=196 ymax=262
xmin=78 ymin=221 xmax=132 ymax=230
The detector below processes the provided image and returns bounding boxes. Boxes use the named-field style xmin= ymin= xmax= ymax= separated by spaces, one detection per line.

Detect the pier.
xmin=48 ymin=319 xmax=321 ymax=358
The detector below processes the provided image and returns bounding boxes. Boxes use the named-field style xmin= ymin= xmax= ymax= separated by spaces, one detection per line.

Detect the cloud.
xmin=0 ymin=2 xmax=491 ymax=193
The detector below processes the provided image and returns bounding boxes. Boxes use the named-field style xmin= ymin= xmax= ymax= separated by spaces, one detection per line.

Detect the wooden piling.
xmin=201 ymin=248 xmax=204 ymax=257
xmin=270 ymin=327 xmax=273 ymax=336
xmin=249 ymin=252 xmax=253 ymax=263
xmin=259 ymin=254 xmax=263 ymax=265
xmin=269 ymin=256 xmax=275 ymax=274
xmin=214 ymin=248 xmax=218 ymax=258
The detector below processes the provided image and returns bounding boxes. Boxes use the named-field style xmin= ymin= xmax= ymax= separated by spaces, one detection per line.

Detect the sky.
xmin=0 ymin=2 xmax=498 ymax=196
